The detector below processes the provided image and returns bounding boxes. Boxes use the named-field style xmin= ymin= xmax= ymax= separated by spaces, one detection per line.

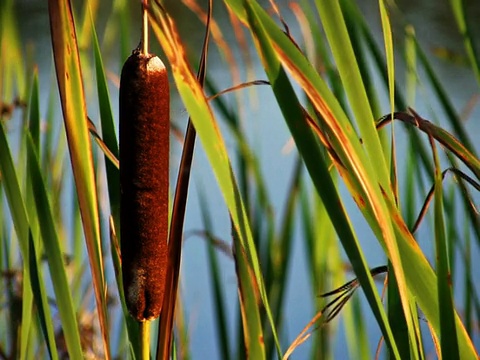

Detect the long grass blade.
xmin=449 ymin=0 xmax=480 ymax=88
xmin=48 ymin=0 xmax=110 ymax=357
xmin=233 ymin=220 xmax=266 ymax=359
xmin=19 ymin=253 xmax=34 ymax=360
xmin=92 ymin=16 xmax=119 ymax=221
xmin=378 ymin=0 xmax=395 ymax=117
xmin=0 ymin=0 xmax=26 ymax=100
xmin=316 ymin=0 xmax=389 ymax=182
xmin=20 ymin=69 xmax=40 ymax=360
xmin=26 ymin=135 xmax=84 ymax=358
xmin=266 ymin=159 xmax=301 ymax=352
xmin=430 ymin=136 xmax=460 ymax=359
xmin=378 ymin=3 xmax=418 ymax=357
xmin=301 ymin=188 xmax=334 ymax=358
xmin=197 ymin=192 xmax=232 ymax=360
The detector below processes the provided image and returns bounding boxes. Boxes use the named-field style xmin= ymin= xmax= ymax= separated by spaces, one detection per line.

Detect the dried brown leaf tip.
xmin=120 ymin=49 xmax=169 ymax=321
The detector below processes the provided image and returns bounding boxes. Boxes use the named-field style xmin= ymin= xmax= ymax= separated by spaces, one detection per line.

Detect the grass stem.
xmin=142 ymin=0 xmax=149 ymax=55
xmin=140 ymin=321 xmax=151 ymax=360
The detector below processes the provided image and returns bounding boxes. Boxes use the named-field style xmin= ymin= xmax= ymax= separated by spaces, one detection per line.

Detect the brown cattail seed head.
xmin=120 ymin=50 xmax=169 ymax=321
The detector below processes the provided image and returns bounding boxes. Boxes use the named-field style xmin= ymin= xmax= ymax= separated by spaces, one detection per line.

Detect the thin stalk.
xmin=142 ymin=0 xmax=148 ymax=55
xmin=140 ymin=321 xmax=151 ymax=360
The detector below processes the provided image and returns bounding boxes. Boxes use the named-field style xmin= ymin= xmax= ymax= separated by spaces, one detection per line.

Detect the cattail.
xmin=120 ymin=48 xmax=169 ymax=321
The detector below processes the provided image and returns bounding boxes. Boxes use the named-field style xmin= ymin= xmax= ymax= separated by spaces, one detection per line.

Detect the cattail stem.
xmin=142 ymin=0 xmax=149 ymax=55
xmin=140 ymin=321 xmax=151 ymax=360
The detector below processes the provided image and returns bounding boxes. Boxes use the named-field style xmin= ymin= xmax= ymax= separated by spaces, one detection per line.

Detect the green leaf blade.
xmin=27 ymin=137 xmax=84 ymax=359
xmin=48 ymin=0 xmax=110 ymax=356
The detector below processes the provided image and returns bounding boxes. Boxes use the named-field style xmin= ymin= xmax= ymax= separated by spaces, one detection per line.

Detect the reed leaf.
xmin=198 ymin=192 xmax=232 ymax=360
xmin=449 ymin=0 xmax=480 ymax=88
xmin=48 ymin=0 xmax=110 ymax=357
xmin=20 ymin=69 xmax=40 ymax=360
xmin=91 ymin=14 xmax=120 ymax=225
xmin=27 ymin=135 xmax=84 ymax=358
xmin=430 ymin=137 xmax=460 ymax=359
